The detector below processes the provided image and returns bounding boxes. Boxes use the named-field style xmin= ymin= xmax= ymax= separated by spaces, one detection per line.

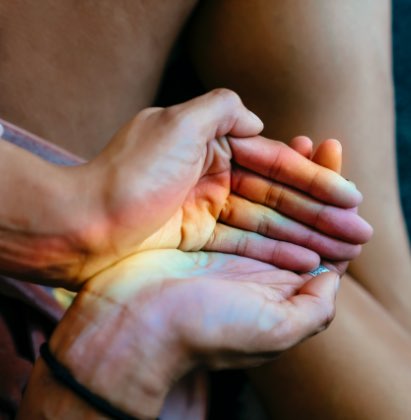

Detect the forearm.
xmin=0 ymin=139 xmax=104 ymax=289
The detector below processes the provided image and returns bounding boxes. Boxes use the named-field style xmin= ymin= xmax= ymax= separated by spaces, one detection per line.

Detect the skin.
xmin=188 ymin=1 xmax=411 ymax=417
xmin=189 ymin=0 xmax=411 ymax=331
xmin=249 ymin=273 xmax=411 ymax=420
xmin=0 ymin=0 xmax=198 ymax=158
xmin=18 ymin=249 xmax=340 ymax=419
xmin=0 ymin=0 xmax=391 ymax=418
xmin=0 ymin=88 xmax=369 ymax=418
xmin=245 ymin=135 xmax=411 ymax=419
xmin=0 ymin=90 xmax=369 ymax=289
xmin=247 ymin=119 xmax=411 ymax=420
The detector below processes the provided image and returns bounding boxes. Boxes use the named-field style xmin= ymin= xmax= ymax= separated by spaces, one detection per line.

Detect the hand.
xmin=46 ymin=249 xmax=339 ymax=419
xmin=134 ymin=135 xmax=370 ymax=270
xmin=77 ymin=93 xmax=370 ymax=284
xmin=0 ymin=89 xmax=369 ymax=290
xmin=73 ymin=89 xmax=264 ymax=283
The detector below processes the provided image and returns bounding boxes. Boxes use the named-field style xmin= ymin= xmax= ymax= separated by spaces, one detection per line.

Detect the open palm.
xmin=48 ymin=248 xmax=339 ymax=418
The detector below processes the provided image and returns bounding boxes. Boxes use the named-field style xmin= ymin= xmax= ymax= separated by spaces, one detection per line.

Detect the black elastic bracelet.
xmin=40 ymin=342 xmax=154 ymax=420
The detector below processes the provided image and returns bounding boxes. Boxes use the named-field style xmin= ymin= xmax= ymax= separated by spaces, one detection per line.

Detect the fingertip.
xmin=300 ymin=270 xmax=340 ymax=298
xmin=313 ymin=138 xmax=342 ymax=174
xmin=344 ymin=182 xmax=363 ymax=207
xmin=275 ymin=245 xmax=320 ymax=273
xmin=286 ymin=271 xmax=339 ymax=341
xmin=301 ymin=250 xmax=321 ymax=273
xmin=353 ymin=218 xmax=373 ymax=244
xmin=289 ymin=136 xmax=313 ymax=158
xmin=324 ymin=138 xmax=342 ymax=151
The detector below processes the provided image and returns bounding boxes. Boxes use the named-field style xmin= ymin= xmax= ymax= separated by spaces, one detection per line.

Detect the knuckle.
xmin=256 ymin=213 xmax=271 ymax=237
xmin=158 ymin=106 xmax=179 ymax=125
xmin=234 ymin=233 xmax=250 ymax=256
xmin=307 ymin=167 xmax=322 ymax=196
xmin=136 ymin=106 xmax=163 ymax=121
xmin=219 ymin=197 xmax=234 ymax=222
xmin=210 ymin=88 xmax=242 ymax=106
xmin=267 ymin=146 xmax=286 ymax=180
xmin=313 ymin=204 xmax=327 ymax=230
xmin=230 ymin=166 xmax=242 ymax=191
xmin=269 ymin=242 xmax=282 ymax=264
xmin=321 ymin=301 xmax=337 ymax=329
xmin=162 ymin=106 xmax=193 ymax=133
xmin=265 ymin=183 xmax=286 ymax=210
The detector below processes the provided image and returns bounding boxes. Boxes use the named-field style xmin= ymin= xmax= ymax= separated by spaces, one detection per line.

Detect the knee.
xmin=189 ymin=0 xmax=391 ymax=101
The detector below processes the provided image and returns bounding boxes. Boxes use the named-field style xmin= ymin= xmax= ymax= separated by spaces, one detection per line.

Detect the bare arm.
xmin=0 ymin=138 xmax=101 ymax=287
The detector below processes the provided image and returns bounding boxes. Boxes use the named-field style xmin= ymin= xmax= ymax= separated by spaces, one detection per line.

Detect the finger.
xmin=312 ymin=139 xmax=342 ymax=174
xmin=231 ymin=167 xmax=373 ymax=244
xmin=204 ymin=224 xmax=320 ymax=272
xmin=288 ymin=136 xmax=313 ymax=158
xmin=276 ymin=271 xmax=339 ymax=350
xmin=300 ymin=259 xmax=349 ymax=280
xmin=219 ymin=194 xmax=363 ymax=261
xmin=319 ymin=260 xmax=350 ymax=277
xmin=169 ymin=89 xmax=264 ymax=141
xmin=229 ymin=136 xmax=362 ymax=208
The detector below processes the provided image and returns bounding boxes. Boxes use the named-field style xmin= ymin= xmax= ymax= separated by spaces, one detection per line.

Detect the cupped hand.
xmin=75 ymin=90 xmax=371 ymax=284
xmin=83 ymin=105 xmax=368 ymax=278
xmin=205 ymin=135 xmax=372 ymax=273
xmin=74 ymin=89 xmax=264 ymax=280
xmin=49 ymin=249 xmax=339 ymax=419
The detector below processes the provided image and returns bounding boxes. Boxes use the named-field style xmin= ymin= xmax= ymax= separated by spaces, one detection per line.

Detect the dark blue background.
xmin=394 ymin=0 xmax=411 ymax=237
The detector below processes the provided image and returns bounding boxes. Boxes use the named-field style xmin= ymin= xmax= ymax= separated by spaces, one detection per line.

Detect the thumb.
xmin=168 ymin=89 xmax=264 ymax=141
xmin=299 ymin=271 xmax=340 ymax=302
xmin=280 ymin=272 xmax=339 ymax=347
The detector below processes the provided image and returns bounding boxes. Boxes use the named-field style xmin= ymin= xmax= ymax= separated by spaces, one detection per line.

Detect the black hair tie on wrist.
xmin=40 ymin=342 xmax=158 ymax=420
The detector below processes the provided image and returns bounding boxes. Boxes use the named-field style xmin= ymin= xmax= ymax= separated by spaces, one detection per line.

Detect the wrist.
xmin=0 ymin=149 xmax=91 ymax=287
xmin=48 ymin=281 xmax=184 ymax=419
xmin=0 ymin=161 xmax=114 ymax=289
xmin=18 ymin=357 xmax=104 ymax=420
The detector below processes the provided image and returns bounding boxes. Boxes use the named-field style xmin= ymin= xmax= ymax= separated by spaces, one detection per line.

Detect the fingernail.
xmin=308 ymin=265 xmax=330 ymax=277
xmin=0 ymin=124 xmax=4 ymax=138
